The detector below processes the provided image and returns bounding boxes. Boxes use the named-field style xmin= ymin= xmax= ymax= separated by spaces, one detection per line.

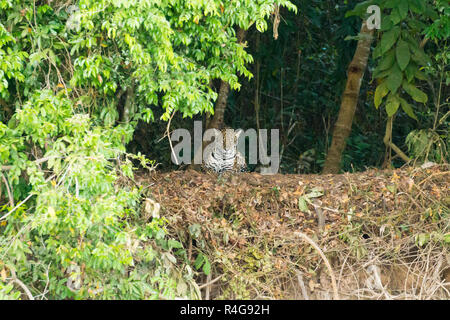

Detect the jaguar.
xmin=203 ymin=127 xmax=246 ymax=174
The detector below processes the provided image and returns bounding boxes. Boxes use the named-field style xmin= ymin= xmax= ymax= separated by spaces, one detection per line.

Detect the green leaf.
xmin=444 ymin=233 xmax=450 ymax=244
xmin=397 ymin=1 xmax=409 ymax=20
xmin=298 ymin=197 xmax=310 ymax=213
xmin=409 ymin=0 xmax=425 ymax=13
xmin=375 ymin=49 xmax=396 ymax=73
xmin=385 ymin=94 xmax=400 ymax=116
xmin=381 ymin=27 xmax=400 ymax=54
xmin=414 ymin=69 xmax=428 ymax=81
xmin=306 ymin=187 xmax=324 ymax=198
xmin=168 ymin=239 xmax=183 ymax=249
xmin=374 ymin=82 xmax=389 ymax=108
xmin=372 ymin=44 xmax=383 ymax=59
xmin=380 ymin=15 xmax=394 ymax=31
xmin=202 ymin=259 xmax=211 ymax=275
xmin=423 ymin=5 xmax=439 ymax=20
xmin=194 ymin=254 xmax=205 ymax=270
xmin=416 ymin=233 xmax=429 ymax=247
xmin=373 ymin=68 xmax=392 ymax=80
xmin=411 ymin=46 xmax=432 ymax=66
xmin=390 ymin=8 xmax=402 ymax=25
xmin=399 ymin=97 xmax=417 ymax=120
xmin=386 ymin=64 xmax=403 ymax=93
xmin=402 ymin=82 xmax=428 ymax=104
xmin=345 ymin=1 xmax=372 ymax=17
xmin=408 ymin=20 xmax=427 ymax=32
xmin=396 ymin=40 xmax=410 ymax=71
xmin=405 ymin=63 xmax=418 ymax=82
xmin=387 ymin=184 xmax=397 ymax=194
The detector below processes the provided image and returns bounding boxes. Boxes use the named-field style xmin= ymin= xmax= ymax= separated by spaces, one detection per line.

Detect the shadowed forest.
xmin=0 ymin=0 xmax=448 ymax=300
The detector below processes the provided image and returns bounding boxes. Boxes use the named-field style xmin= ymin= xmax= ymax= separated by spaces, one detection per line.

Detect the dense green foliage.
xmin=0 ymin=0 xmax=297 ymax=299
xmin=0 ymin=0 xmax=448 ymax=299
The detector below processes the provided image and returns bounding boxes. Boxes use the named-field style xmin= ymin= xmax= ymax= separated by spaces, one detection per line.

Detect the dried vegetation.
xmin=136 ymin=165 xmax=450 ymax=299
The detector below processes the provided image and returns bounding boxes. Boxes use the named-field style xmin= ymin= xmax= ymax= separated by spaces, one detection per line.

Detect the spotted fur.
xmin=203 ymin=128 xmax=246 ymax=173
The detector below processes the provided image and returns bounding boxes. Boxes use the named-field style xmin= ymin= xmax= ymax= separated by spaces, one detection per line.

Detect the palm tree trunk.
xmin=322 ymin=21 xmax=374 ymax=174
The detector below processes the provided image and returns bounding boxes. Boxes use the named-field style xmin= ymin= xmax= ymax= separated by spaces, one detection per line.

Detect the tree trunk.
xmin=322 ymin=21 xmax=374 ymax=174
xmin=207 ymin=81 xmax=230 ymax=130
xmin=121 ymin=84 xmax=135 ymax=124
